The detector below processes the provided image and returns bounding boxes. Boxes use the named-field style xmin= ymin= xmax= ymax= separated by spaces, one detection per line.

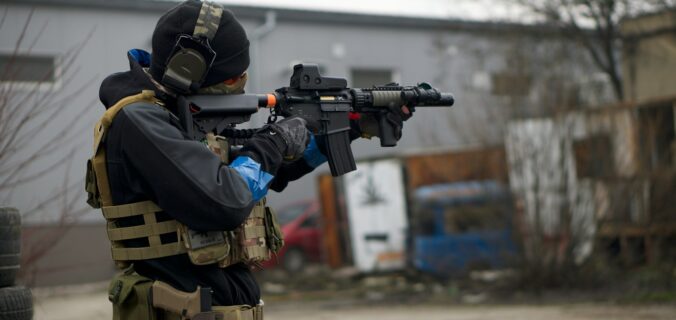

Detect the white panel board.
xmin=344 ymin=159 xmax=408 ymax=272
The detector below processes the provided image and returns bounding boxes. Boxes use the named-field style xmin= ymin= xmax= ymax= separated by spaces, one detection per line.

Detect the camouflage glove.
xmin=352 ymin=105 xmax=412 ymax=140
xmin=259 ymin=116 xmax=310 ymax=161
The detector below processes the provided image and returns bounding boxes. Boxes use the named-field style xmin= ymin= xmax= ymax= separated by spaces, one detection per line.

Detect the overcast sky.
xmin=214 ymin=0 xmax=533 ymax=22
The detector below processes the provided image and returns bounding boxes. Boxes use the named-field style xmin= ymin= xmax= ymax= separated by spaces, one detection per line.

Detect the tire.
xmin=0 ymin=208 xmax=21 ymax=288
xmin=0 ymin=208 xmax=20 ymax=228
xmin=0 ymin=256 xmax=19 ymax=268
xmin=0 ymin=286 xmax=33 ymax=320
xmin=0 ymin=241 xmax=20 ymax=256
xmin=0 ymin=208 xmax=21 ymax=255
xmin=0 ymin=227 xmax=20 ymax=242
xmin=0 ymin=266 xmax=19 ymax=288
xmin=283 ymin=248 xmax=306 ymax=273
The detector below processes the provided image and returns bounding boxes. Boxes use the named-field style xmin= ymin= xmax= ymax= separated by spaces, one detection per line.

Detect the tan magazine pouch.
xmin=178 ymin=224 xmax=231 ymax=265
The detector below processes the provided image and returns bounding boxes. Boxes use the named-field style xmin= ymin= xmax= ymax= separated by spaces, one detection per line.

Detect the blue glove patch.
xmin=128 ymin=49 xmax=151 ymax=67
xmin=303 ymin=134 xmax=327 ymax=168
xmin=230 ymin=156 xmax=274 ymax=202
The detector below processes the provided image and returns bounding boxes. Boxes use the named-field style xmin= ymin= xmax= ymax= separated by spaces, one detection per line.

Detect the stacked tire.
xmin=0 ymin=208 xmax=33 ymax=320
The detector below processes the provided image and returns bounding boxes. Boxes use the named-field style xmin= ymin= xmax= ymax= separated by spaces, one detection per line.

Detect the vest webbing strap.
xmin=143 ymin=212 xmax=162 ymax=247
xmin=102 ymin=200 xmax=162 ymax=219
xmin=107 ymin=220 xmax=179 ymax=241
xmin=111 ymin=243 xmax=187 ymax=261
xmin=245 ymin=246 xmax=268 ymax=262
xmin=92 ymin=90 xmax=160 ymax=207
xmin=243 ymin=225 xmax=266 ymax=239
xmin=104 ymin=200 xmax=187 ymax=261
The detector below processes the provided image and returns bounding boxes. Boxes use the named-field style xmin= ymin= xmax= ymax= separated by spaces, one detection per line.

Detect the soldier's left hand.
xmin=351 ymin=105 xmax=412 ymax=140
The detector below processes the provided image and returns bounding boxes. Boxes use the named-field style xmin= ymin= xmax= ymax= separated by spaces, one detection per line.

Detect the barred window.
xmin=573 ymin=135 xmax=615 ymax=178
xmin=0 ymin=54 xmax=56 ymax=83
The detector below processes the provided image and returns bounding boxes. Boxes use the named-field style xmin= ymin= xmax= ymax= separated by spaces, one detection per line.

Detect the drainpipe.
xmin=249 ymin=11 xmax=277 ymax=95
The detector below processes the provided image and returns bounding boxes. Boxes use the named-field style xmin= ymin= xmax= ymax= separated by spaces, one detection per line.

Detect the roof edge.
xmin=4 ymin=0 xmax=568 ymax=34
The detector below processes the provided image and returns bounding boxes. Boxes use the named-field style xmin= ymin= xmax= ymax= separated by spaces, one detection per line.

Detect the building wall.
xmin=622 ymin=10 xmax=676 ymax=102
xmin=20 ymin=224 xmax=115 ymax=286
xmin=505 ymin=98 xmax=676 ymax=264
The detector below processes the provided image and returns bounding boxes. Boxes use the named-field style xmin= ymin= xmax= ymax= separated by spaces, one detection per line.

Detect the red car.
xmin=262 ymin=200 xmax=322 ymax=272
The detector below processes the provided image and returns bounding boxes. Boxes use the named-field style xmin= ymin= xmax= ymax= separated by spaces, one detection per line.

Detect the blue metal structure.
xmin=412 ymin=181 xmax=517 ymax=276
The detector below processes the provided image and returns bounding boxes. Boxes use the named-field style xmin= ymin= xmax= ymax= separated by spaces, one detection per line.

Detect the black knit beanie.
xmin=149 ymin=0 xmax=250 ymax=88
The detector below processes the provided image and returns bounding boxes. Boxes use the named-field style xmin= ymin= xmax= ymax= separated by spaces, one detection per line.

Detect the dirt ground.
xmin=32 ymin=287 xmax=676 ymax=320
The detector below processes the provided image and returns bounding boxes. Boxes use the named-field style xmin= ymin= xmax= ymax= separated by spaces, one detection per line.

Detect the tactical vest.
xmin=85 ymin=90 xmax=284 ymax=269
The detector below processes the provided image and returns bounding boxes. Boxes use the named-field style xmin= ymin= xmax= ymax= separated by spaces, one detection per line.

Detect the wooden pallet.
xmin=597 ymin=221 xmax=676 ymax=264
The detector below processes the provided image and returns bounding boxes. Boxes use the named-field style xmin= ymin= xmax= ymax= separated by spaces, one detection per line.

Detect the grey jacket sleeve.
xmin=115 ymin=104 xmax=254 ymax=231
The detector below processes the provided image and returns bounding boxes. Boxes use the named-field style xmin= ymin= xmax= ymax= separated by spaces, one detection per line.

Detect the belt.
xmin=213 ymin=304 xmax=263 ymax=320
xmin=151 ymin=280 xmax=264 ymax=320
xmin=161 ymin=304 xmax=263 ymax=320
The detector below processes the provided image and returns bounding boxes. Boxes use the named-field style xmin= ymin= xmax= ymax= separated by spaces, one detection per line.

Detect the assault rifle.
xmin=177 ymin=63 xmax=454 ymax=176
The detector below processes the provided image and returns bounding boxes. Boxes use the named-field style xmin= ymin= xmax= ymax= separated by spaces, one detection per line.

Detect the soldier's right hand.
xmin=257 ymin=116 xmax=310 ymax=161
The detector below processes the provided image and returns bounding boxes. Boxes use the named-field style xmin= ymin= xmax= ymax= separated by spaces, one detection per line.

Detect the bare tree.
xmin=0 ymin=8 xmax=95 ymax=284
xmin=514 ymin=0 xmax=676 ymax=102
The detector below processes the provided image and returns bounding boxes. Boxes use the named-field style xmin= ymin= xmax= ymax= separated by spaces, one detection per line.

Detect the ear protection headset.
xmin=162 ymin=1 xmax=223 ymax=93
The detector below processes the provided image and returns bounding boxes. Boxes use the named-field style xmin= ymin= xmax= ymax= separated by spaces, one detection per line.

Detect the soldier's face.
xmin=196 ymin=72 xmax=248 ymax=95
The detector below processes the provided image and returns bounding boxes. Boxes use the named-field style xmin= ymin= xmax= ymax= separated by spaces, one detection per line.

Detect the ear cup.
xmin=157 ymin=1 xmax=226 ymax=93
xmin=162 ymin=48 xmax=208 ymax=92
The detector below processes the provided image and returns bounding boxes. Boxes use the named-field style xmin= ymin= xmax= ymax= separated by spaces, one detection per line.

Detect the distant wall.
xmin=505 ymin=98 xmax=676 ymax=264
xmin=404 ymin=147 xmax=508 ymax=190
xmin=21 ymin=224 xmax=115 ymax=287
xmin=622 ymin=10 xmax=676 ymax=102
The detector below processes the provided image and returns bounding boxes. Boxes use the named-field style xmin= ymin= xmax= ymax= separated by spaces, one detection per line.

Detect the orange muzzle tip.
xmin=266 ymin=94 xmax=277 ymax=108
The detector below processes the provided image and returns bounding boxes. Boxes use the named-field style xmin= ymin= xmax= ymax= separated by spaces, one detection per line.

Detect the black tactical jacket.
xmin=98 ymin=51 xmax=317 ymax=306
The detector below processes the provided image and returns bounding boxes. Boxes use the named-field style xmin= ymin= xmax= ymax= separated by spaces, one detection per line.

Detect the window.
xmin=573 ymin=135 xmax=615 ymax=178
xmin=442 ymin=204 xmax=508 ymax=233
xmin=300 ymin=213 xmax=319 ymax=229
xmin=351 ymin=69 xmax=393 ymax=88
xmin=412 ymin=206 xmax=437 ymax=236
xmin=0 ymin=54 xmax=56 ymax=83
xmin=276 ymin=203 xmax=310 ymax=226
xmin=412 ymin=202 xmax=511 ymax=235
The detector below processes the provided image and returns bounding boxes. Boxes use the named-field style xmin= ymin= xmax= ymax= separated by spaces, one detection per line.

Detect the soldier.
xmin=86 ymin=1 xmax=411 ymax=319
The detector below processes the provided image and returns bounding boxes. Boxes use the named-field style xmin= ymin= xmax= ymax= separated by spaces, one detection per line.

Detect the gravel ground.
xmin=32 ymin=288 xmax=676 ymax=320
xmin=269 ymin=304 xmax=676 ymax=320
